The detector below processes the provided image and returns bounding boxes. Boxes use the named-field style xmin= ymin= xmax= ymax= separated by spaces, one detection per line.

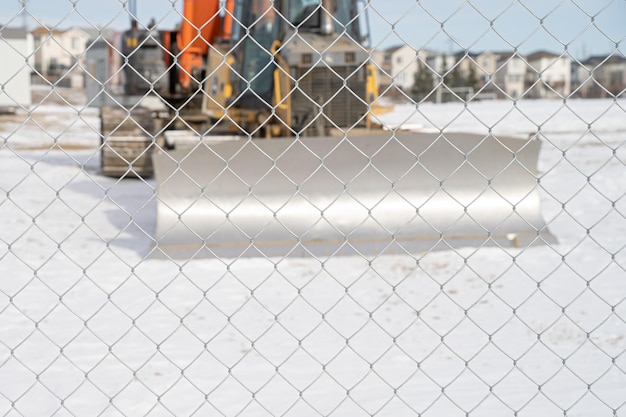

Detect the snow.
xmin=0 ymin=91 xmax=625 ymax=416
xmin=376 ymin=98 xmax=626 ymax=138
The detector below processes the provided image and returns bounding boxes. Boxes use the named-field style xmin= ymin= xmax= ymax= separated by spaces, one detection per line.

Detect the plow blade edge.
xmin=152 ymin=132 xmax=554 ymax=258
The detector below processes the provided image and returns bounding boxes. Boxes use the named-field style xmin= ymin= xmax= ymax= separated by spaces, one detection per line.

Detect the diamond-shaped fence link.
xmin=1 ymin=0 xmax=625 ymax=415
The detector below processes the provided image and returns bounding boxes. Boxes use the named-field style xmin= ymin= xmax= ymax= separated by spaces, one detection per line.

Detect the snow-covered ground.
xmin=1 ymin=91 xmax=625 ymax=416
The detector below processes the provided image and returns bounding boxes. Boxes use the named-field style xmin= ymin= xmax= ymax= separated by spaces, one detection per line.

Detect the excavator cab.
xmin=229 ymin=0 xmax=282 ymax=111
xmin=285 ymin=0 xmax=367 ymax=39
xmin=202 ymin=0 xmax=373 ymax=136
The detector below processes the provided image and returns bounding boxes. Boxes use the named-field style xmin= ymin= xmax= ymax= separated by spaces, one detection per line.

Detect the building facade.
xmin=32 ymin=26 xmax=91 ymax=87
xmin=573 ymin=54 xmax=626 ymax=98
xmin=374 ymin=44 xmax=432 ymax=95
xmin=0 ymin=26 xmax=32 ymax=110
xmin=525 ymin=51 xmax=571 ymax=98
xmin=494 ymin=53 xmax=527 ymax=99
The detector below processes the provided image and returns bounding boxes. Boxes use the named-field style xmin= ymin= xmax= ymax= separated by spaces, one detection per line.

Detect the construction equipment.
xmin=88 ymin=0 xmax=380 ymax=176
xmin=152 ymin=132 xmax=554 ymax=258
xmin=86 ymin=0 xmax=227 ymax=176
xmin=86 ymin=0 xmax=554 ymax=258
xmin=201 ymin=0 xmax=377 ymax=137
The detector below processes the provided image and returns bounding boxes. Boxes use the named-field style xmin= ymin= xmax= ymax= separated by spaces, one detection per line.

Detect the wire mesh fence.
xmin=0 ymin=0 xmax=625 ymax=416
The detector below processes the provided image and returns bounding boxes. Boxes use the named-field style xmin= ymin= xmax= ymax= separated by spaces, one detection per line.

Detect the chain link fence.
xmin=1 ymin=0 xmax=625 ymax=416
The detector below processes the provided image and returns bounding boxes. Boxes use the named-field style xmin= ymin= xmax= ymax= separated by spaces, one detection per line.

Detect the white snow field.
xmin=0 ymin=90 xmax=625 ymax=416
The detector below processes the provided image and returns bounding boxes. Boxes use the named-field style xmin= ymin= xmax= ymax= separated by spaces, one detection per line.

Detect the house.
xmin=475 ymin=51 xmax=499 ymax=81
xmin=574 ymin=54 xmax=626 ymax=98
xmin=31 ymin=25 xmax=91 ymax=87
xmin=374 ymin=44 xmax=430 ymax=94
xmin=493 ymin=53 xmax=527 ymax=99
xmin=370 ymin=45 xmax=623 ymax=101
xmin=0 ymin=26 xmax=32 ymax=111
xmin=601 ymin=55 xmax=626 ymax=95
xmin=473 ymin=51 xmax=499 ymax=95
xmin=525 ymin=50 xmax=571 ymax=98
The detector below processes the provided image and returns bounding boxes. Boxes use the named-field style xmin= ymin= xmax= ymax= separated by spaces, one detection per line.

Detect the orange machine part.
xmin=222 ymin=0 xmax=235 ymax=40
xmin=177 ymin=0 xmax=222 ymax=90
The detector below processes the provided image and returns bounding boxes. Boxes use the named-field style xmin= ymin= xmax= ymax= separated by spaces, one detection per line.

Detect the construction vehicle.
xmin=86 ymin=0 xmax=554 ymax=258
xmin=89 ymin=0 xmax=379 ymax=162
xmin=86 ymin=0 xmax=227 ymax=177
xmin=199 ymin=0 xmax=377 ymax=138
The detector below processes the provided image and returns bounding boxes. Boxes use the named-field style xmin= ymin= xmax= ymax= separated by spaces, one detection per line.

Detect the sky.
xmin=1 ymin=0 xmax=624 ymax=58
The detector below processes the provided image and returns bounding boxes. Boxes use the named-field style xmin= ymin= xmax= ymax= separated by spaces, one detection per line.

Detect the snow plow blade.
xmin=152 ymin=132 xmax=554 ymax=258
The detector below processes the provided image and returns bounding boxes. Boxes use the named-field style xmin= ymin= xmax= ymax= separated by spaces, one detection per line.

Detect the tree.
xmin=439 ymin=54 xmax=456 ymax=102
xmin=440 ymin=54 xmax=450 ymax=86
xmin=448 ymin=65 xmax=464 ymax=88
xmin=412 ymin=62 xmax=435 ymax=102
xmin=466 ymin=64 xmax=479 ymax=90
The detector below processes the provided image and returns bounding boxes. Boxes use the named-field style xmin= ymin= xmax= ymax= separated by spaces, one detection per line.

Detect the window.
xmin=288 ymin=0 xmax=362 ymax=39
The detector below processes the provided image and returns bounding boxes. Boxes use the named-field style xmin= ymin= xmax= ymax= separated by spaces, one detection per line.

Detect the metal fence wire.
xmin=1 ymin=0 xmax=625 ymax=416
